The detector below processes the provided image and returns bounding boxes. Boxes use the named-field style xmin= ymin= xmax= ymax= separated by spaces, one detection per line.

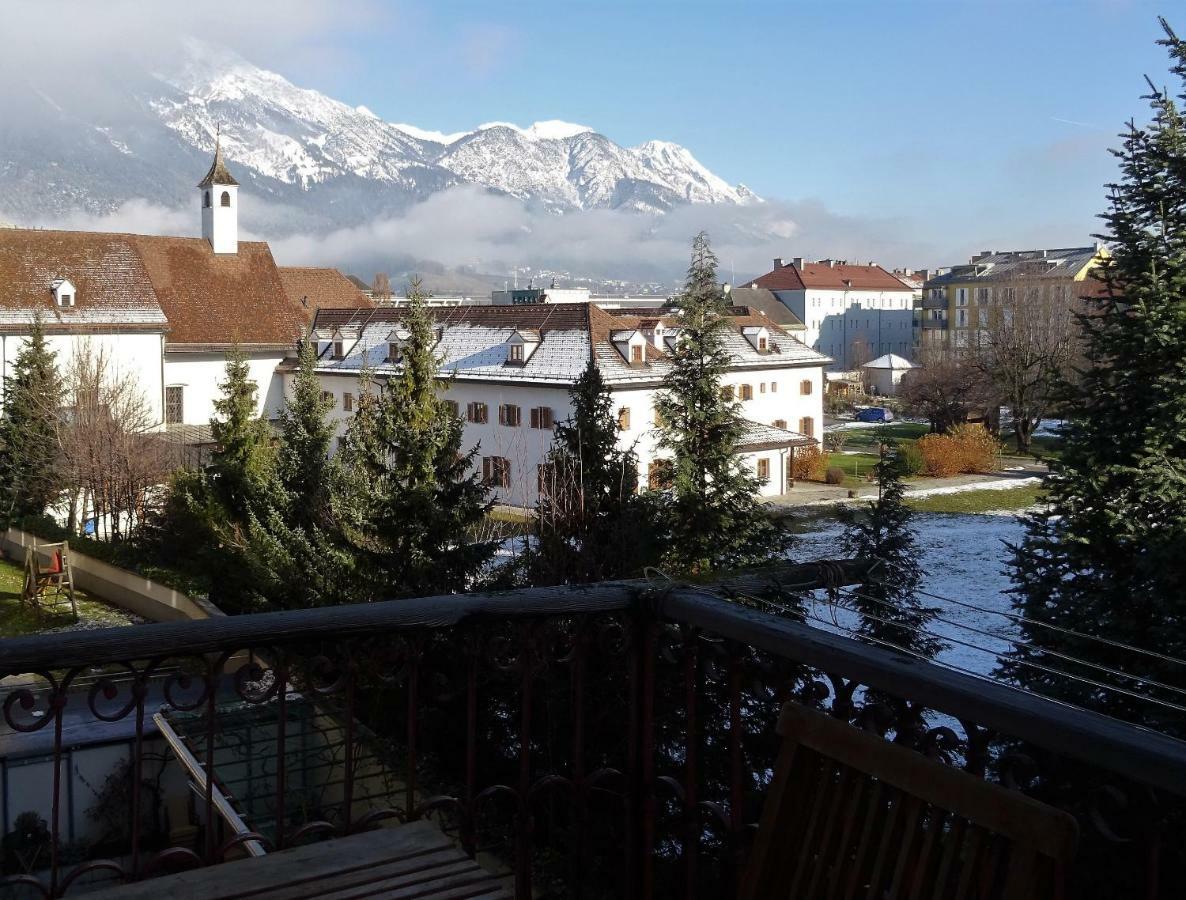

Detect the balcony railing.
xmin=1 ymin=562 xmax=1183 ymax=898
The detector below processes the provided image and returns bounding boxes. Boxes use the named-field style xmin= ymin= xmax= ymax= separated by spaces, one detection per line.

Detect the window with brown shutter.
xmin=757 ymin=458 xmax=770 ymax=481
xmin=648 ymin=458 xmax=673 ymax=490
xmin=444 ymin=399 xmax=459 ymax=417
xmin=617 ymin=407 xmax=631 ymax=431
xmin=760 ymin=383 xmax=766 ymax=394
xmin=631 ymin=344 xmax=644 ymax=365
xmin=343 ymin=392 xmax=354 ymax=412
xmin=771 ymin=382 xmax=778 ymax=393
xmin=740 ymin=384 xmax=753 ymax=401
xmin=321 ymin=390 xmax=336 ymax=408
xmin=499 ymin=404 xmax=521 ymax=427
xmin=530 ymin=407 xmax=554 ymax=429
xmin=483 ymin=456 xmax=511 ymax=488
xmin=468 ymin=402 xmax=489 ymax=424
xmin=800 ymin=379 xmax=813 ymax=395
xmin=773 ymin=419 xmax=787 ymax=429
xmin=758 ymin=336 xmax=768 ymax=351
xmin=799 ymin=416 xmax=815 ymax=438
xmin=720 ymin=385 xmax=735 ymax=401
xmin=332 ymin=340 xmax=344 ymax=360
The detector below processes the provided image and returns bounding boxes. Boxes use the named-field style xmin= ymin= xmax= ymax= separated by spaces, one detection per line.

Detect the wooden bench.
xmin=81 ymin=820 xmax=508 ymax=899
xmin=741 ymin=702 xmax=1079 ymax=900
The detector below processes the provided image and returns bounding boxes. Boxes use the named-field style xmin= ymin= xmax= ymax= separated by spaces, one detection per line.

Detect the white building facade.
xmin=744 ymin=258 xmax=917 ymax=370
xmin=0 ymin=143 xmax=371 ymax=436
xmin=305 ymin=304 xmax=829 ymax=507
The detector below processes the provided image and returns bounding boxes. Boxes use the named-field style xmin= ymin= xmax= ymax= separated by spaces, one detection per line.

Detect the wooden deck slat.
xmin=79 ymin=822 xmax=508 ymax=899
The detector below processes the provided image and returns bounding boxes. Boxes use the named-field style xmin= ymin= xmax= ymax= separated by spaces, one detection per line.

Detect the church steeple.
xmin=199 ymin=129 xmax=239 ymax=254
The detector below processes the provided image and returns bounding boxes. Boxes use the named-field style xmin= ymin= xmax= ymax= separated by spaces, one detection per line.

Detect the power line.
xmin=835 ymin=587 xmax=1186 ymax=702
xmin=773 ymin=590 xmax=1186 ymax=716
xmin=874 ymin=559 xmax=1186 ymax=670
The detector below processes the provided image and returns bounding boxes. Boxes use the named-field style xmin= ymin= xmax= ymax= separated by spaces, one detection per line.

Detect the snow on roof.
xmin=736 ymin=419 xmax=816 ymax=452
xmin=310 ymin=305 xmax=829 ymax=386
xmin=862 ymin=353 xmax=915 ymax=370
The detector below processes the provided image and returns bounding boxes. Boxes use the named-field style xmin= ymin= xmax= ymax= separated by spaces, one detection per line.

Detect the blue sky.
xmin=256 ymin=0 xmax=1172 ymax=260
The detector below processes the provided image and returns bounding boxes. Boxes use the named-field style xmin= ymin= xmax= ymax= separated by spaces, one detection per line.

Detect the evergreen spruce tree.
xmin=653 ymin=232 xmax=788 ymax=574
xmin=0 ymin=317 xmax=63 ymax=524
xmin=335 ymin=280 xmax=492 ymax=598
xmin=1002 ymin=20 xmax=1186 ymax=735
xmin=208 ymin=346 xmax=276 ymax=519
xmin=166 ymin=347 xmax=279 ymax=612
xmin=243 ymin=338 xmax=354 ymax=609
xmin=839 ymin=444 xmax=941 ymax=659
xmin=275 ymin=339 xmax=336 ymax=528
xmin=528 ymin=360 xmax=658 ymax=584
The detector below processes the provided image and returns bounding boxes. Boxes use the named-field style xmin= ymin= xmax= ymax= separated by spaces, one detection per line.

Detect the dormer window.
xmin=51 ymin=279 xmax=76 ymax=308
xmin=385 ymin=327 xmax=411 ymax=363
xmin=611 ymin=329 xmax=647 ymax=367
xmin=742 ymin=325 xmax=771 ymax=353
xmin=504 ymin=329 xmax=541 ymax=366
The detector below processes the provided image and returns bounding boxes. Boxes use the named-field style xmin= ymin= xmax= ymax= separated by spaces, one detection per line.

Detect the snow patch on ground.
xmin=906 ymin=477 xmax=1040 ymax=499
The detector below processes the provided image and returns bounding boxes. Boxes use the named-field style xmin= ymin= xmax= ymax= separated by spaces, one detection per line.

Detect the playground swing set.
xmin=20 ymin=541 xmax=78 ymax=621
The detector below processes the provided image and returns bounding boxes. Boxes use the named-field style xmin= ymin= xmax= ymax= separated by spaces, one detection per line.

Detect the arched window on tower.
xmin=203 ymin=191 xmax=211 ymax=208
xmin=220 ymin=191 xmax=232 ymax=207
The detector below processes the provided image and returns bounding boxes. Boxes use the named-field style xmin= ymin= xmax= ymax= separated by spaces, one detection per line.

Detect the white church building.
xmin=0 ymin=142 xmax=371 ymax=434
xmin=306 ymin=303 xmax=829 ymax=506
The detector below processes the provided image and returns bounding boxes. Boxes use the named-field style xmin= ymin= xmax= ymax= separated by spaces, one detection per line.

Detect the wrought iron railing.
xmin=0 ymin=562 xmax=1183 ymax=899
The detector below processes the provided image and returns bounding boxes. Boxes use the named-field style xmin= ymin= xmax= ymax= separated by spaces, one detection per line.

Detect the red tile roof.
xmin=0 ymin=229 xmax=166 ymax=332
xmin=129 ymin=236 xmax=306 ymax=348
xmin=747 ymin=261 xmax=913 ymax=293
xmin=279 ymin=267 xmax=373 ymax=324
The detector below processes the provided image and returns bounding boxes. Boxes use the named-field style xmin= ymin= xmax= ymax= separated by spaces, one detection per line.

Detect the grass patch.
xmin=1000 ymin=429 xmax=1063 ymax=462
xmin=0 ymin=555 xmax=137 ymax=637
xmin=907 ymin=483 xmax=1044 ymax=514
xmin=834 ymin=422 xmax=930 ymax=449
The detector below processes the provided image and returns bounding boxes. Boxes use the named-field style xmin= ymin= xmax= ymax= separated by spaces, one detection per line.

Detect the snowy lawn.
xmin=791 ymin=512 xmax=1025 ymax=679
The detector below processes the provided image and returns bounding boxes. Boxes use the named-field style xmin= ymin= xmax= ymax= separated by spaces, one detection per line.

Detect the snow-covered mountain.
xmin=0 ymin=41 xmax=756 ymax=229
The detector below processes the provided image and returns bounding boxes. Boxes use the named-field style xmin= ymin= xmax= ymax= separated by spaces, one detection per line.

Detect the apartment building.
xmin=920 ymin=245 xmax=1107 ymax=351
xmin=304 ymin=304 xmax=829 ymax=507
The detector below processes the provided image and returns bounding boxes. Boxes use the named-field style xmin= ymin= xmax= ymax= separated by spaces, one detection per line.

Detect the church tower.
xmin=198 ymin=135 xmax=239 ymax=254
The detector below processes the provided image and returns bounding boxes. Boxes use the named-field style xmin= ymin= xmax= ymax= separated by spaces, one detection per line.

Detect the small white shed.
xmin=861 ymin=353 xmax=915 ymax=396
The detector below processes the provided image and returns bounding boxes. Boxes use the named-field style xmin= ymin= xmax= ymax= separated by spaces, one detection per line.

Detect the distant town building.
xmin=491 ymin=285 xmax=592 ymax=305
xmin=305 ymin=304 xmax=828 ymax=506
xmin=920 ymin=246 xmax=1107 ymax=352
xmin=743 ymin=257 xmax=917 ymax=370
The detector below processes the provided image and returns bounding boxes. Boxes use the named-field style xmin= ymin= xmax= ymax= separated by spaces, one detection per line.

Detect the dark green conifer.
xmin=1003 ymin=20 xmax=1186 ymax=734
xmin=653 ymin=232 xmax=788 ymax=574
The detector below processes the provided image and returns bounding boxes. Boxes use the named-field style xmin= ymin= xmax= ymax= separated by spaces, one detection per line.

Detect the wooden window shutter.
xmin=540 ymin=407 xmax=553 ymax=429
xmin=530 ymin=407 xmax=540 ymax=429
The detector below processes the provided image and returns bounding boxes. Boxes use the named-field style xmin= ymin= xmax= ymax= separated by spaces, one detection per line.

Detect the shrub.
xmin=792 ymin=446 xmax=829 ymax=482
xmin=825 ymin=466 xmax=846 ymax=485
xmin=948 ymin=423 xmax=999 ymax=473
xmin=898 ymin=440 xmax=925 ymax=476
xmin=917 ymin=434 xmax=962 ymax=477
xmin=917 ymin=425 xmax=999 ymax=477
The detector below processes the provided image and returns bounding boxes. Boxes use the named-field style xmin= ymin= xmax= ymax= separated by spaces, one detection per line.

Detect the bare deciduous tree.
xmin=898 ymin=346 xmax=989 ymax=434
xmin=966 ymin=280 xmax=1081 ymax=452
xmin=371 ymin=272 xmax=392 ymax=301
xmin=58 ymin=344 xmax=172 ymax=540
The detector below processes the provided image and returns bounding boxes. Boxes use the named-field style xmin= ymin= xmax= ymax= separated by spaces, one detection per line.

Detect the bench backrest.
xmin=740 ymin=702 xmax=1078 ymax=900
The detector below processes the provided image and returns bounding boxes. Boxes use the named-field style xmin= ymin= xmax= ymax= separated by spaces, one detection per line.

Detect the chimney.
xmin=791 ymin=257 xmax=804 ymax=269
xmin=773 ymin=257 xmax=785 ymax=269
